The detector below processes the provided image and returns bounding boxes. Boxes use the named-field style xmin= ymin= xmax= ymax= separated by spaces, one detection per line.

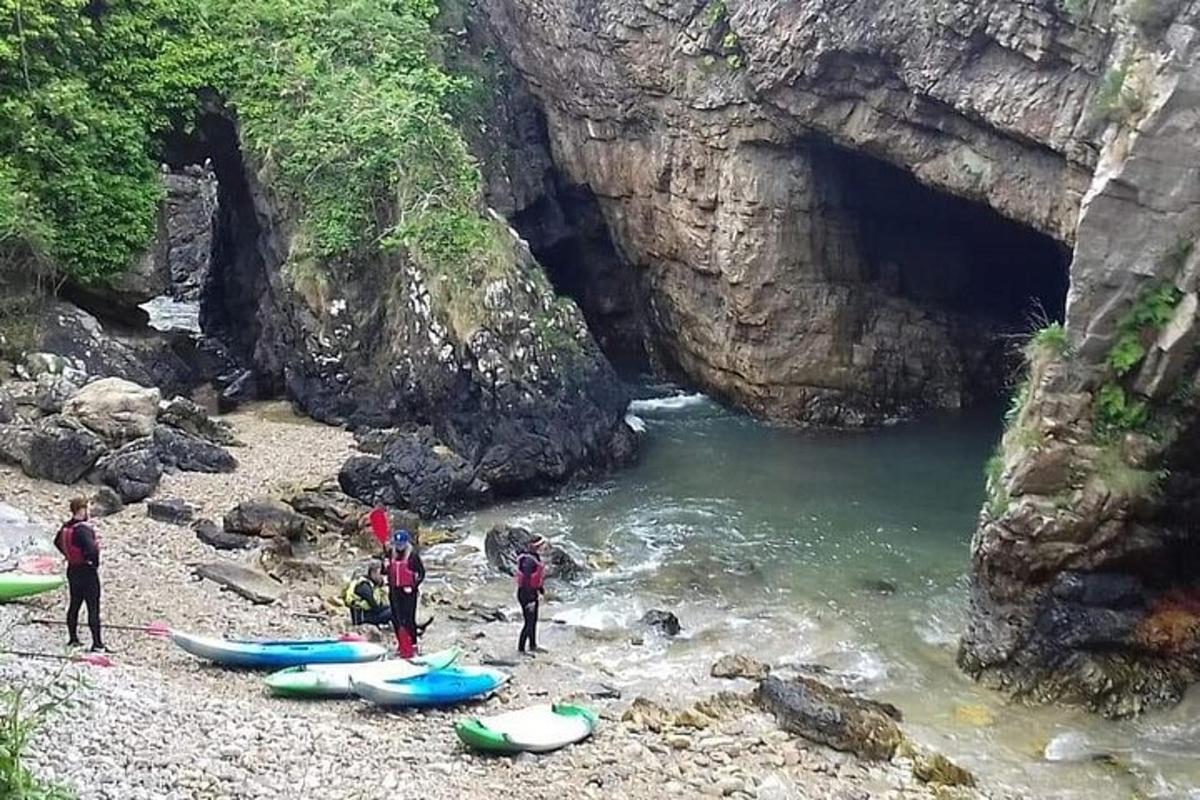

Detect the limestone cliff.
xmin=961 ymin=6 xmax=1200 ymax=717
xmin=477 ymin=0 xmax=1102 ymax=424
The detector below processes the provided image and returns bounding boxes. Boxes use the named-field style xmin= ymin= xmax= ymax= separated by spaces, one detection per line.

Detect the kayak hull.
xmin=352 ymin=666 xmax=508 ymax=708
xmin=264 ymin=647 xmax=461 ymax=697
xmin=456 ymin=703 xmax=597 ymax=753
xmin=0 ymin=573 xmax=64 ymax=602
xmin=172 ymin=631 xmax=386 ymax=669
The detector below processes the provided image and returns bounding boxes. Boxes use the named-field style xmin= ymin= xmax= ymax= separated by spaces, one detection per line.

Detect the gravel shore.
xmin=1 ymin=403 xmax=995 ymax=800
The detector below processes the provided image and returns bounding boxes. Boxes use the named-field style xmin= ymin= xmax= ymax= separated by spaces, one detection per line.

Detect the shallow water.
xmin=457 ymin=391 xmax=1200 ymax=798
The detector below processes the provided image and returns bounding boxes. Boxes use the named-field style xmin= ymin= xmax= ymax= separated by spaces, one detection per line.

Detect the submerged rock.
xmin=640 ymin=609 xmax=682 ymax=637
xmin=483 ymin=525 xmax=588 ymax=582
xmin=754 ymin=675 xmax=903 ymax=761
xmin=711 ymin=654 xmax=770 ymax=680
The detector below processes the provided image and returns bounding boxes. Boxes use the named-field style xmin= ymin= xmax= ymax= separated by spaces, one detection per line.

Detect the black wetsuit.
xmin=55 ymin=521 xmax=103 ymax=649
xmin=517 ymin=553 xmax=545 ymax=652
xmin=388 ymin=552 xmax=426 ymax=648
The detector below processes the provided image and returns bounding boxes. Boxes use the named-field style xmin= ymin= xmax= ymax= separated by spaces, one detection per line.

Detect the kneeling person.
xmin=345 ymin=562 xmax=390 ymax=626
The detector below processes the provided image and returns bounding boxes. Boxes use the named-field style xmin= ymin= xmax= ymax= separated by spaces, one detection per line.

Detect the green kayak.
xmin=456 ymin=703 xmax=598 ymax=754
xmin=264 ymin=646 xmax=460 ymax=698
xmin=0 ymin=573 xmax=64 ymax=602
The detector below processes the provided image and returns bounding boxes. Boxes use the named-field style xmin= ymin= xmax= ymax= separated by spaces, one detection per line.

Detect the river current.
xmin=456 ymin=389 xmax=1200 ymax=799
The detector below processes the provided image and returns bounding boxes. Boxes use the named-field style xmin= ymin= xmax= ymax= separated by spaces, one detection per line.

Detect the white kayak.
xmin=456 ymin=703 xmax=598 ymax=753
xmin=264 ymin=647 xmax=461 ymax=697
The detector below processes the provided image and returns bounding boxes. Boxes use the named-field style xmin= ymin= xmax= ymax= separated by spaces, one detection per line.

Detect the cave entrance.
xmin=814 ymin=139 xmax=1071 ymax=403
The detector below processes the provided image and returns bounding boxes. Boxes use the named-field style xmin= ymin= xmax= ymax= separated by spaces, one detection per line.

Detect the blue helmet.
xmin=391 ymin=530 xmax=411 ymax=548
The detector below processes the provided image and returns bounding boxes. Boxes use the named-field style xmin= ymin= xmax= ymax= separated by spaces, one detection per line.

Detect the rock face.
xmin=483 ymin=524 xmax=588 ymax=582
xmin=754 ymin=675 xmax=903 ymax=761
xmin=475 ymin=0 xmax=1100 ymax=424
xmin=63 ymin=377 xmax=161 ymax=446
xmin=960 ymin=11 xmax=1200 ymax=717
xmin=197 ymin=112 xmax=634 ymax=499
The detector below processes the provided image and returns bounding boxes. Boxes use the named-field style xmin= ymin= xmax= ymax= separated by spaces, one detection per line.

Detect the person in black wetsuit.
xmin=386 ymin=530 xmax=426 ymax=657
xmin=516 ymin=535 xmax=547 ymax=655
xmin=344 ymin=561 xmax=391 ymax=626
xmin=54 ymin=497 xmax=105 ymax=652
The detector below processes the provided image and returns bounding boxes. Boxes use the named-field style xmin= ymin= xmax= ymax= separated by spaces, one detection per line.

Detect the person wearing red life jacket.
xmin=386 ymin=530 xmax=425 ymax=657
xmin=53 ymin=497 xmax=105 ymax=652
xmin=516 ymin=535 xmax=547 ymax=655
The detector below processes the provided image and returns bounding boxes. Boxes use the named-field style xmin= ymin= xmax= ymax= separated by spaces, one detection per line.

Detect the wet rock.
xmin=62 ymin=377 xmax=161 ymax=446
xmin=157 ymin=397 xmax=238 ymax=446
xmin=34 ymin=372 xmax=80 ymax=414
xmin=146 ymin=498 xmax=196 ymax=526
xmin=153 ymin=426 xmax=237 ymax=473
xmin=0 ymin=416 xmax=108 ymax=484
xmin=711 ymin=654 xmax=770 ymax=680
xmin=194 ymin=562 xmax=284 ymax=604
xmin=1041 ymin=730 xmax=1118 ymax=764
xmin=900 ymin=742 xmax=976 ymax=787
xmin=223 ymin=498 xmax=308 ymax=539
xmin=483 ymin=525 xmax=588 ymax=582
xmin=96 ymin=438 xmax=163 ymax=503
xmin=338 ymin=429 xmax=488 ymax=518
xmin=282 ymin=489 xmax=370 ymax=538
xmin=640 ymin=609 xmax=682 ymax=637
xmin=858 ymin=579 xmax=898 ymax=595
xmin=586 ymin=683 xmax=622 ymax=700
xmin=193 ymin=519 xmax=254 ymax=551
xmin=754 ymin=676 xmax=904 ymax=761
xmin=89 ymin=486 xmax=125 ymax=518
xmin=621 ymin=697 xmax=674 ymax=733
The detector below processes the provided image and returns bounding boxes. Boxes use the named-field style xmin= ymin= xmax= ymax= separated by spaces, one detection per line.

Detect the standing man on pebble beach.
xmin=54 ymin=497 xmax=105 ymax=652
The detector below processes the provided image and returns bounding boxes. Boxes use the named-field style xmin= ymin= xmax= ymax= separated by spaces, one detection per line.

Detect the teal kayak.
xmin=352 ymin=665 xmax=508 ymax=708
xmin=171 ymin=630 xmax=387 ymax=668
xmin=456 ymin=703 xmax=598 ymax=753
xmin=264 ymin=647 xmax=461 ymax=697
xmin=0 ymin=573 xmax=64 ymax=602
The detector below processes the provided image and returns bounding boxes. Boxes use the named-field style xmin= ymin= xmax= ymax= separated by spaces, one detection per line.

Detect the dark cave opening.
xmin=816 ymin=138 xmax=1071 ymax=326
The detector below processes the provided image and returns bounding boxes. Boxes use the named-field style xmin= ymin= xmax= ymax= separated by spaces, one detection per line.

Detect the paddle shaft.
xmin=23 ymin=618 xmax=155 ymax=633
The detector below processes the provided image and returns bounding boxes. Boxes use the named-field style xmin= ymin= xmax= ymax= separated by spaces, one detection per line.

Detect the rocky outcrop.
xmin=483 ymin=524 xmax=589 ymax=581
xmin=475 ymin=0 xmax=1103 ymax=424
xmin=754 ymin=675 xmax=904 ymax=761
xmin=152 ymin=426 xmax=237 ymax=473
xmin=960 ymin=10 xmax=1200 ymax=717
xmin=161 ymin=168 xmax=218 ymax=302
xmin=157 ymin=397 xmax=238 ymax=446
xmin=62 ymin=377 xmax=161 ymax=447
xmin=0 ymin=416 xmax=106 ymax=484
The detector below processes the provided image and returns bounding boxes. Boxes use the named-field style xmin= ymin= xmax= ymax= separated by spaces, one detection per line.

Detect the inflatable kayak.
xmin=171 ymin=630 xmax=387 ymax=669
xmin=456 ymin=703 xmax=598 ymax=753
xmin=352 ymin=665 xmax=508 ymax=708
xmin=264 ymin=647 xmax=461 ymax=697
xmin=0 ymin=573 xmax=64 ymax=602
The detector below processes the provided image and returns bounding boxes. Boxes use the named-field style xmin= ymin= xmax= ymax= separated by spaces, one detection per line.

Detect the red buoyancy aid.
xmin=515 ymin=554 xmax=545 ymax=590
xmin=57 ymin=522 xmax=89 ymax=567
xmin=388 ymin=555 xmax=416 ymax=589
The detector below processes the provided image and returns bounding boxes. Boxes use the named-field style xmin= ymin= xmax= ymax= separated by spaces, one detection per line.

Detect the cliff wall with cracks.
xmin=478 ymin=0 xmax=1104 ymax=424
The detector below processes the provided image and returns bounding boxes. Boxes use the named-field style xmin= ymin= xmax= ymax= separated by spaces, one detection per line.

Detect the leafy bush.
xmin=0 ymin=671 xmax=77 ymax=799
xmin=1095 ymin=383 xmax=1149 ymax=434
xmin=1028 ymin=322 xmax=1071 ymax=357
xmin=1106 ymin=281 xmax=1183 ymax=376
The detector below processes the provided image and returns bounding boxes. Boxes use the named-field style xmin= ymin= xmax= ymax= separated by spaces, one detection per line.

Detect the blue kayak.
xmin=171 ymin=630 xmax=386 ymax=669
xmin=351 ymin=666 xmax=509 ymax=707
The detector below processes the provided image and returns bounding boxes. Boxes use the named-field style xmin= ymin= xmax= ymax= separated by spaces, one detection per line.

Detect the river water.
xmin=456 ymin=389 xmax=1200 ymax=799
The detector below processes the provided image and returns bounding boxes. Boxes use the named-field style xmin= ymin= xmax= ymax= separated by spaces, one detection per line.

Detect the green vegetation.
xmin=1028 ymin=322 xmax=1071 ymax=358
xmin=1 ymin=0 xmax=500 ymax=310
xmin=701 ymin=0 xmax=745 ymax=70
xmin=1095 ymin=383 xmax=1149 ymax=434
xmin=1004 ymin=379 xmax=1030 ymax=428
xmin=1094 ymin=445 xmax=1166 ymax=497
xmin=1 ymin=670 xmax=77 ymax=799
xmin=984 ymin=452 xmax=1009 ymax=518
xmin=1092 ymin=57 xmax=1144 ymax=125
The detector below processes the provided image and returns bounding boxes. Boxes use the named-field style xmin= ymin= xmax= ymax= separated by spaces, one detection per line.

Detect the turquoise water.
xmin=458 ymin=391 xmax=1200 ymax=799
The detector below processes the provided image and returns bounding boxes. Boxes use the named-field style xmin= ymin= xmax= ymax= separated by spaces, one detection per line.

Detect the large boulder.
xmin=153 ymin=426 xmax=237 ymax=473
xmin=640 ymin=609 xmax=682 ymax=637
xmin=63 ymin=377 xmax=161 ymax=446
xmin=282 ymin=488 xmax=370 ymax=537
xmin=223 ymin=498 xmax=308 ymax=539
xmin=157 ymin=396 xmax=238 ymax=446
xmin=0 ymin=416 xmax=107 ymax=484
xmin=96 ymin=438 xmax=163 ymax=503
xmin=193 ymin=518 xmax=255 ymax=551
xmin=483 ymin=524 xmax=588 ymax=582
xmin=146 ymin=497 xmax=196 ymax=526
xmin=754 ymin=676 xmax=904 ymax=761
xmin=34 ymin=372 xmax=81 ymax=415
xmin=89 ymin=486 xmax=125 ymax=518
xmin=338 ymin=429 xmax=488 ymax=518
xmin=194 ymin=561 xmax=284 ymax=604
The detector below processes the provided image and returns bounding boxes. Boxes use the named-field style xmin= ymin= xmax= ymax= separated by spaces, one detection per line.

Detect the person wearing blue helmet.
xmin=386 ymin=529 xmax=425 ymax=657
